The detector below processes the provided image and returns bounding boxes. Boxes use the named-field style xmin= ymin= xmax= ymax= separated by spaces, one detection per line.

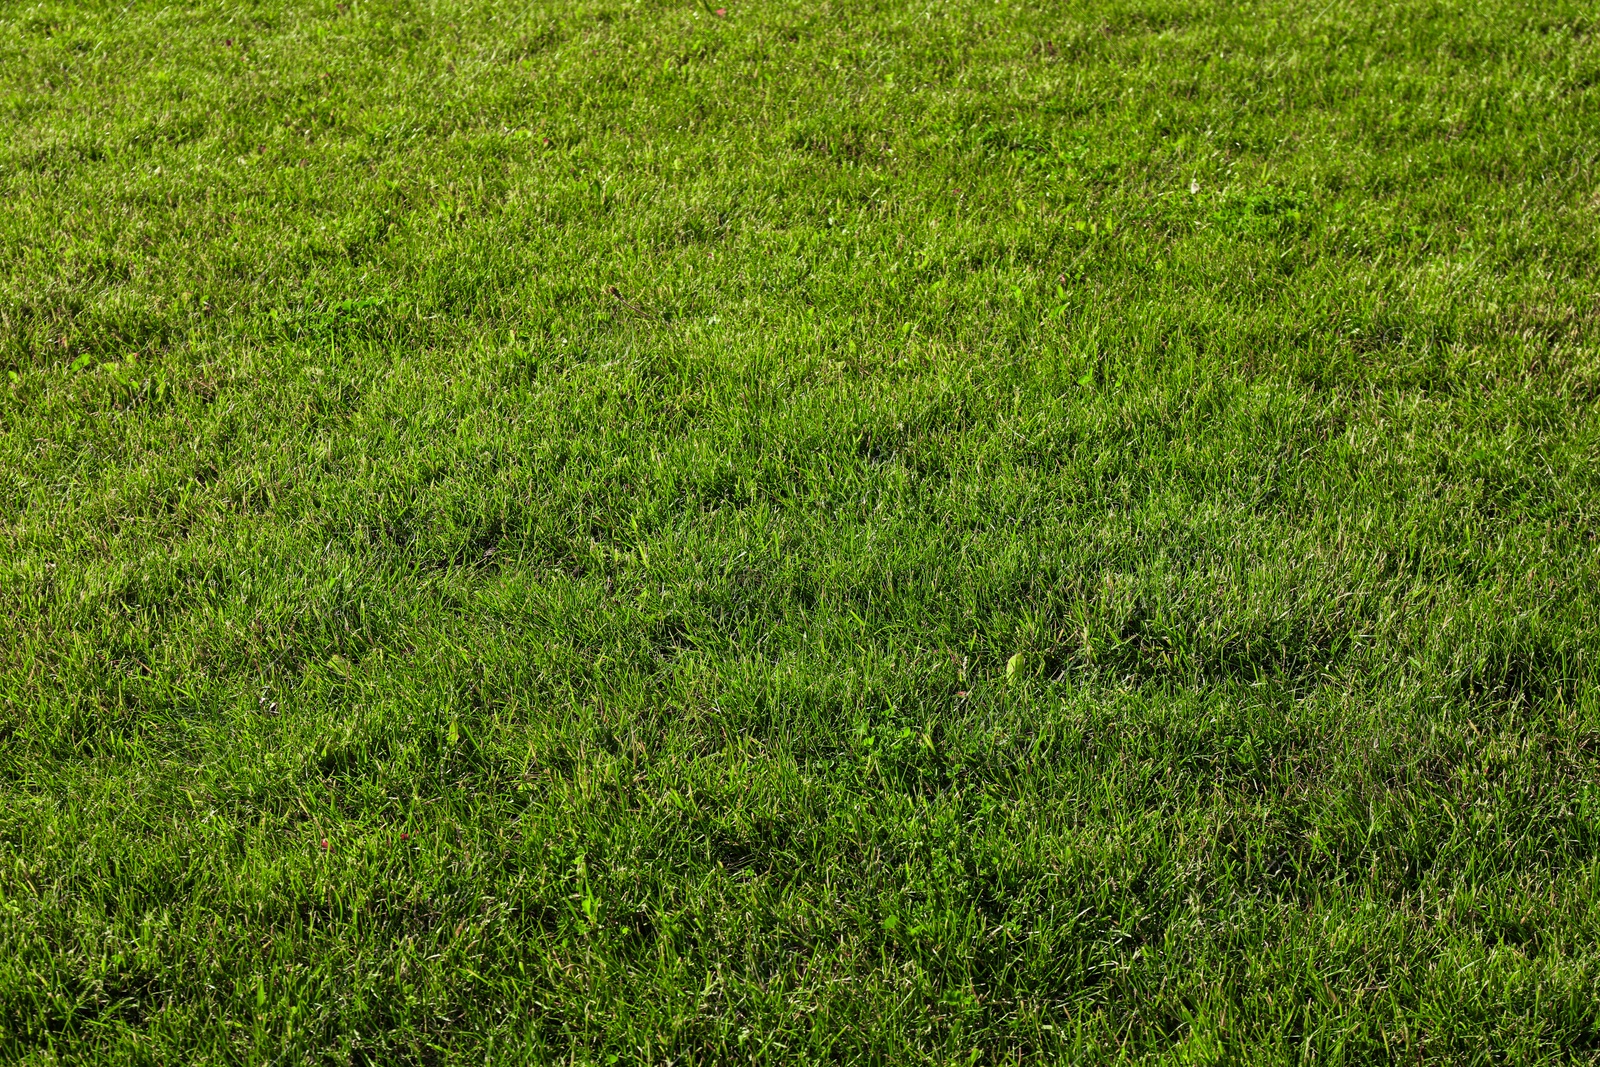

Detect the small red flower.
xmin=320 ymin=839 xmax=329 ymax=850
xmin=714 ymin=7 xmax=726 ymax=14
xmin=400 ymin=833 xmax=410 ymax=841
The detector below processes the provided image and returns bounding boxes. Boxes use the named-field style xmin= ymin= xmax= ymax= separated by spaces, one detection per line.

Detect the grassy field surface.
xmin=3 ymin=0 xmax=1600 ymax=1060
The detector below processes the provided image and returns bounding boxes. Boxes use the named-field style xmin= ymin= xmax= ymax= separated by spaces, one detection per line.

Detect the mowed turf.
xmin=2 ymin=0 xmax=1599 ymax=1060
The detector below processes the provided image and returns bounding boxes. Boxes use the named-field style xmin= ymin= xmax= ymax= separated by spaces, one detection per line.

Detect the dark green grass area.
xmin=3 ymin=0 xmax=1600 ymax=1060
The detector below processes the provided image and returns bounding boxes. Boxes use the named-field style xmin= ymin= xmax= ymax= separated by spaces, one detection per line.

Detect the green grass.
xmin=2 ymin=0 xmax=1599 ymax=1060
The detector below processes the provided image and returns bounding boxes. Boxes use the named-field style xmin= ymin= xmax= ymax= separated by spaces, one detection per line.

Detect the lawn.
xmin=2 ymin=0 xmax=1599 ymax=1061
